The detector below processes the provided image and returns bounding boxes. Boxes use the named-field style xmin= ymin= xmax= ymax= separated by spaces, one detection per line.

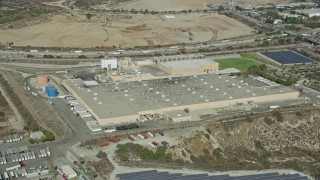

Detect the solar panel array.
xmin=116 ymin=170 xmax=310 ymax=180
xmin=261 ymin=51 xmax=315 ymax=64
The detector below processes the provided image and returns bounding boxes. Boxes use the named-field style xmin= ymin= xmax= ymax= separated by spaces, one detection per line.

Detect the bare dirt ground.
xmin=114 ymin=0 xmax=298 ymax=11
xmin=2 ymin=71 xmax=68 ymax=139
xmin=0 ymin=89 xmax=22 ymax=136
xmin=0 ymin=87 xmax=25 ymax=131
xmin=0 ymin=13 xmax=253 ymax=48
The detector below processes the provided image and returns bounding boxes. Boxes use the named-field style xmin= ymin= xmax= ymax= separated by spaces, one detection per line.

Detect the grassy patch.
xmin=116 ymin=143 xmax=172 ymax=162
xmin=216 ymin=57 xmax=262 ymax=71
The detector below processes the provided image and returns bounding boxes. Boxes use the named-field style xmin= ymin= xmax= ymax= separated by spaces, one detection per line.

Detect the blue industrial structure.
xmin=45 ymin=85 xmax=58 ymax=97
xmin=261 ymin=50 xmax=314 ymax=65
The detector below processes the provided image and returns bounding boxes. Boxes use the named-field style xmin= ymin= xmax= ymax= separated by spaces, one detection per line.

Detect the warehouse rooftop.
xmin=63 ymin=74 xmax=297 ymax=120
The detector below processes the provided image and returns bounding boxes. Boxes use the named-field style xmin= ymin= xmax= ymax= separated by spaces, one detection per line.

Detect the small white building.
xmin=58 ymin=165 xmax=77 ymax=179
xmin=101 ymin=58 xmax=117 ymax=69
xmin=30 ymin=131 xmax=45 ymax=140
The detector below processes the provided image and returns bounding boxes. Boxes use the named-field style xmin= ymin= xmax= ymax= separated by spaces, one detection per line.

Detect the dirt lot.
xmin=0 ymin=13 xmax=253 ymax=48
xmin=0 ymin=90 xmax=18 ymax=136
xmin=114 ymin=0 xmax=297 ymax=11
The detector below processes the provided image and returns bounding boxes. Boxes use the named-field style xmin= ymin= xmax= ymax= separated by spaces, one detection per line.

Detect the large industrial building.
xmin=62 ymin=74 xmax=299 ymax=126
xmin=154 ymin=54 xmax=218 ymax=75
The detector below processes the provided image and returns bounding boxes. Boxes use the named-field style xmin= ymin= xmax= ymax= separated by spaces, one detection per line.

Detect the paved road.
xmin=0 ymin=37 xmax=259 ymax=58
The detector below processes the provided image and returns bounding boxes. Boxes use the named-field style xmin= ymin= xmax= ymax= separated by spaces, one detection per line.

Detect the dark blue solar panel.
xmin=261 ymin=51 xmax=315 ymax=64
xmin=117 ymin=171 xmax=310 ymax=180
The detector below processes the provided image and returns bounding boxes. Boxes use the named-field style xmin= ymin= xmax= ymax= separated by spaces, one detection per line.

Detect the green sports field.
xmin=216 ymin=57 xmax=263 ymax=71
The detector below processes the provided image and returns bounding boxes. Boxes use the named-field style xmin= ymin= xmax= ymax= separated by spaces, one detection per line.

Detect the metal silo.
xmin=36 ymin=75 xmax=48 ymax=85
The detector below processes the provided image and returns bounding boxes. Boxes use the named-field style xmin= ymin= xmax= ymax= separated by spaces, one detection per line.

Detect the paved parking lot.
xmin=50 ymin=98 xmax=92 ymax=139
xmin=0 ymin=139 xmax=53 ymax=179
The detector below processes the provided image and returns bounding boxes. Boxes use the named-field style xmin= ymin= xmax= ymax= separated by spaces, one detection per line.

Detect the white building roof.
xmin=83 ymin=80 xmax=99 ymax=86
xmin=161 ymin=58 xmax=217 ymax=70
xmin=60 ymin=165 xmax=77 ymax=178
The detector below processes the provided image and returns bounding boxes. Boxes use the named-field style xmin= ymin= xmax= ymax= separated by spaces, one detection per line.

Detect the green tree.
xmin=86 ymin=13 xmax=93 ymax=20
xmin=0 ymin=111 xmax=5 ymax=117
xmin=96 ymin=151 xmax=107 ymax=159
xmin=43 ymin=54 xmax=55 ymax=58
xmin=218 ymin=5 xmax=224 ymax=12
xmin=254 ymin=140 xmax=263 ymax=149
xmin=78 ymin=55 xmax=87 ymax=59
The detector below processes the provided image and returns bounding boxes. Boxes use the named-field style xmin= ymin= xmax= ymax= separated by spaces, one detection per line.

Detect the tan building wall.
xmin=158 ymin=62 xmax=219 ymax=75
xmin=98 ymin=115 xmax=139 ymax=126
xmin=201 ymin=63 xmax=219 ymax=73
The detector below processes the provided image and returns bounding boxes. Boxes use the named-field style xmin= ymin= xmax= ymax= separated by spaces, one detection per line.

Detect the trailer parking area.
xmin=0 ymin=139 xmax=53 ymax=179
